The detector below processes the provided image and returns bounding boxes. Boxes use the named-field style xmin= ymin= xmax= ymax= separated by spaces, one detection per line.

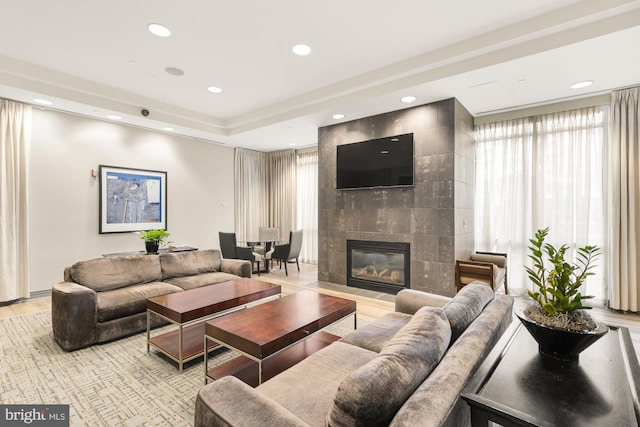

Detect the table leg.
xmin=146 ymin=310 xmax=151 ymax=352
xmin=470 ymin=408 xmax=491 ymax=427
xmin=179 ymin=324 xmax=183 ymax=372
xmin=354 ymin=313 xmax=358 ymax=330
xmin=204 ymin=336 xmax=209 ymax=384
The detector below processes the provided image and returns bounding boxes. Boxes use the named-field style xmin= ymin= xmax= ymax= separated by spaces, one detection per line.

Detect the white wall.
xmin=29 ymin=109 xmax=235 ymax=293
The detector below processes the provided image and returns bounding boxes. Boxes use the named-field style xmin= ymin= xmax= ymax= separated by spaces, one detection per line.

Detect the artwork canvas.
xmin=99 ymin=165 xmax=167 ymax=233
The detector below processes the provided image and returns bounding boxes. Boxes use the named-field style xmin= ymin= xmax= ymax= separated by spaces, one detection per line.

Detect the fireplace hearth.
xmin=347 ymin=240 xmax=410 ymax=294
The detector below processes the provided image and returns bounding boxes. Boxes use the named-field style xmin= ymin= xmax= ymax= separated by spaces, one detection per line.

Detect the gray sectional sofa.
xmin=194 ymin=282 xmax=514 ymax=427
xmin=52 ymin=249 xmax=251 ymax=351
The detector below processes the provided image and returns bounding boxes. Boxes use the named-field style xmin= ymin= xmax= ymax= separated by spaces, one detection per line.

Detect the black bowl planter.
xmin=515 ymin=307 xmax=609 ymax=365
xmin=145 ymin=241 xmax=159 ymax=254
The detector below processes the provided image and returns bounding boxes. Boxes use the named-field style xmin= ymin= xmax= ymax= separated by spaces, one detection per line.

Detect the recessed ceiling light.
xmin=163 ymin=127 xmax=175 ymax=132
xmin=570 ymin=80 xmax=594 ymax=89
xmin=401 ymin=96 xmax=416 ymax=103
xmin=148 ymin=23 xmax=171 ymax=37
xmin=33 ymin=98 xmax=52 ymax=105
xmin=332 ymin=113 xmax=345 ymax=120
xmin=207 ymin=86 xmax=222 ymax=93
xmin=289 ymin=143 xmax=297 ymax=146
xmin=380 ymin=150 xmax=389 ymax=154
xmin=292 ymin=44 xmax=311 ymax=56
xmin=165 ymin=67 xmax=184 ymax=76
xmin=107 ymin=115 xmax=122 ymax=120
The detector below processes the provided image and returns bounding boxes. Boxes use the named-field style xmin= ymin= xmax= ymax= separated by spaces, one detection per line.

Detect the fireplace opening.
xmin=347 ymin=240 xmax=410 ymax=294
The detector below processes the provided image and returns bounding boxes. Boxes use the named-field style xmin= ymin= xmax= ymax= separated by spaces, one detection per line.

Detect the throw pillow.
xmin=327 ymin=306 xmax=451 ymax=427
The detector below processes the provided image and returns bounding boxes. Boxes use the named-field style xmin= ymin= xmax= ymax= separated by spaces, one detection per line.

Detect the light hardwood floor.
xmin=2 ymin=262 xmax=639 ymax=359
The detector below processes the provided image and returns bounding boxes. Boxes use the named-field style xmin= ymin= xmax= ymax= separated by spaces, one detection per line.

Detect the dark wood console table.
xmin=462 ymin=321 xmax=640 ymax=426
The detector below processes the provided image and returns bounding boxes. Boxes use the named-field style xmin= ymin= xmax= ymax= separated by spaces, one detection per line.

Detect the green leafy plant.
xmin=136 ymin=229 xmax=170 ymax=246
xmin=526 ymin=227 xmax=600 ymax=316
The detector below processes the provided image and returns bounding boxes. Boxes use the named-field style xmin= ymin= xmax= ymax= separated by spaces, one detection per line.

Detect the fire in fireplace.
xmin=347 ymin=240 xmax=410 ymax=294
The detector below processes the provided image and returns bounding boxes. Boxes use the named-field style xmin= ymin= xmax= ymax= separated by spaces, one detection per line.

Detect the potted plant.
xmin=517 ymin=227 xmax=608 ymax=363
xmin=136 ymin=229 xmax=170 ymax=254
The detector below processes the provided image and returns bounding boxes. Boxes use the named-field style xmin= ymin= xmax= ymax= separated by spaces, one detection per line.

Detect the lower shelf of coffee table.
xmin=149 ymin=322 xmax=219 ymax=363
xmin=206 ymin=331 xmax=340 ymax=387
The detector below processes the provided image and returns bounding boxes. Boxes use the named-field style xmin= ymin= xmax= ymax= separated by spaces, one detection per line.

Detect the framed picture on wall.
xmin=99 ymin=165 xmax=167 ymax=233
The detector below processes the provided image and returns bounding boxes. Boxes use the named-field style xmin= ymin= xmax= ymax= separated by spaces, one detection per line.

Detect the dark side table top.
xmin=462 ymin=321 xmax=640 ymax=427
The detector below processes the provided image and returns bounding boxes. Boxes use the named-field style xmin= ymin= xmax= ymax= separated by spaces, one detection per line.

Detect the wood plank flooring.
xmin=2 ymin=261 xmax=639 ymax=360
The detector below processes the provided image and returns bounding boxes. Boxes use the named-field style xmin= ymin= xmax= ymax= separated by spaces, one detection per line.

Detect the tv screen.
xmin=337 ymin=133 xmax=414 ymax=190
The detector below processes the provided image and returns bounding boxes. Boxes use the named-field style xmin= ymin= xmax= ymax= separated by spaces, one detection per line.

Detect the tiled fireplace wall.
xmin=318 ymin=98 xmax=474 ymax=297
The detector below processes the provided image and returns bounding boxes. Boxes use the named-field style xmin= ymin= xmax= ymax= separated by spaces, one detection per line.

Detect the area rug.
xmin=0 ymin=310 xmax=360 ymax=426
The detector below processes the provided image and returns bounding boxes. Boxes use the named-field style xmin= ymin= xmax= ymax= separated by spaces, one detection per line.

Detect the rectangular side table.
xmin=462 ymin=321 xmax=640 ymax=426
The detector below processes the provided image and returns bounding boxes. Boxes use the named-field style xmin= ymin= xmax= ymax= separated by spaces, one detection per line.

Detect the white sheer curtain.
xmin=296 ymin=151 xmax=318 ymax=263
xmin=609 ymin=86 xmax=640 ymax=311
xmin=475 ymin=107 xmax=607 ymax=301
xmin=234 ymin=148 xmax=269 ymax=243
xmin=0 ymin=99 xmax=31 ymax=302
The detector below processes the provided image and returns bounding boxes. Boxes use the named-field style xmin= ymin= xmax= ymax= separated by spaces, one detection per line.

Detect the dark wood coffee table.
xmin=204 ymin=290 xmax=357 ymax=386
xmin=146 ymin=278 xmax=281 ymax=372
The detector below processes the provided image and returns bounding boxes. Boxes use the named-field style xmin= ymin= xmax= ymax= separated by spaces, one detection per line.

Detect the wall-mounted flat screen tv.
xmin=337 ymin=133 xmax=414 ymax=190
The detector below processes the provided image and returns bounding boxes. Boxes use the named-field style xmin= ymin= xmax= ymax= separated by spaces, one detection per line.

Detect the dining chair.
xmin=218 ymin=232 xmax=237 ymax=259
xmin=218 ymin=231 xmax=263 ymax=275
xmin=257 ymin=227 xmax=280 ymax=268
xmin=235 ymin=246 xmax=264 ymax=276
xmin=270 ymin=230 xmax=303 ymax=276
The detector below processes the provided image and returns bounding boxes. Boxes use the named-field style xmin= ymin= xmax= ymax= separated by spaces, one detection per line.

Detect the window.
xmin=475 ymin=107 xmax=607 ymax=302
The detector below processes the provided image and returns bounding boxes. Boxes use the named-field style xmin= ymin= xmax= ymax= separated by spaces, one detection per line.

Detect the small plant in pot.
xmin=136 ymin=229 xmax=170 ymax=254
xmin=518 ymin=227 xmax=608 ymax=363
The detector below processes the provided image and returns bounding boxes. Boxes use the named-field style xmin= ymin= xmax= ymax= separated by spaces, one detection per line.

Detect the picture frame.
xmin=99 ymin=165 xmax=167 ymax=233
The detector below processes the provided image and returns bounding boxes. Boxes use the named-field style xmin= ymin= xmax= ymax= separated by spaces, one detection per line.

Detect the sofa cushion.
xmin=257 ymin=341 xmax=378 ymax=426
xmin=328 ymin=306 xmax=451 ymax=427
xmin=159 ymin=249 xmax=222 ymax=280
xmin=163 ymin=272 xmax=241 ymax=291
xmin=96 ymin=282 xmax=183 ymax=322
xmin=443 ymin=281 xmax=495 ymax=342
xmin=339 ymin=312 xmax=412 ymax=353
xmin=68 ymin=256 xmax=162 ymax=292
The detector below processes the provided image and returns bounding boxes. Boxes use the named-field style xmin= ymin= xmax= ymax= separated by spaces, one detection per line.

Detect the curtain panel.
xmin=268 ymin=150 xmax=297 ymax=240
xmin=234 ymin=148 xmax=269 ymax=243
xmin=0 ymin=99 xmax=31 ymax=302
xmin=609 ymin=86 xmax=640 ymax=312
xmin=234 ymin=148 xmax=297 ymax=241
xmin=234 ymin=148 xmax=319 ymax=263
xmin=475 ymin=107 xmax=606 ymax=301
xmin=296 ymin=151 xmax=318 ymax=263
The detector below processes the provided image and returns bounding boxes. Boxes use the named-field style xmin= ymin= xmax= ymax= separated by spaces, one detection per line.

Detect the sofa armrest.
xmin=221 ymin=258 xmax=252 ymax=278
xmin=395 ymin=289 xmax=452 ymax=315
xmin=51 ymin=282 xmax=97 ymax=351
xmin=195 ymin=376 xmax=310 ymax=427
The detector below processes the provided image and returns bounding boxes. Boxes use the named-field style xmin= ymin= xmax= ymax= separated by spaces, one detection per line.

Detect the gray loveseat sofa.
xmin=194 ymin=282 xmax=513 ymax=427
xmin=52 ymin=249 xmax=251 ymax=351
